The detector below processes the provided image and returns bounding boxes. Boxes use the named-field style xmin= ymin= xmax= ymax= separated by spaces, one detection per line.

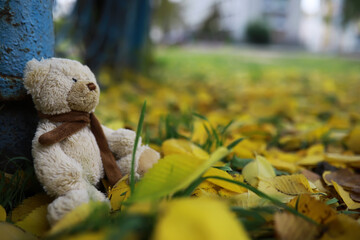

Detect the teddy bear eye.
xmin=72 ymin=78 xmax=78 ymax=83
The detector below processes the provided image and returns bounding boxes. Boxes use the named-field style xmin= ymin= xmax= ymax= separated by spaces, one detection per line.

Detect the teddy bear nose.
xmin=87 ymin=83 xmax=96 ymax=91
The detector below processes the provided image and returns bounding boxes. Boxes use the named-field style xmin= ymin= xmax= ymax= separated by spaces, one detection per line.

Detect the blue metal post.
xmin=0 ymin=0 xmax=54 ymax=171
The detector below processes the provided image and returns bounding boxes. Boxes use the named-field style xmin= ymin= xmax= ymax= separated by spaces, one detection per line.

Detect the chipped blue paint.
xmin=0 ymin=0 xmax=54 ymax=171
xmin=0 ymin=0 xmax=54 ymax=100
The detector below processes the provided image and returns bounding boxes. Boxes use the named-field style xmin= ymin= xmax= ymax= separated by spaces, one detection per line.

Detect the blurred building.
xmin=160 ymin=0 xmax=360 ymax=53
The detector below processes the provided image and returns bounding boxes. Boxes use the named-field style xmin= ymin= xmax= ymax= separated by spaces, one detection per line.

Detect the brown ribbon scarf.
xmin=38 ymin=111 xmax=122 ymax=186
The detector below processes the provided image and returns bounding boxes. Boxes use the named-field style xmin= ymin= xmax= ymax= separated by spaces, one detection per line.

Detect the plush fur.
xmin=23 ymin=58 xmax=160 ymax=225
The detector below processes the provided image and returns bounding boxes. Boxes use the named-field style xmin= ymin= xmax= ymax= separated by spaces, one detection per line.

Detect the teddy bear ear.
xmin=23 ymin=58 xmax=47 ymax=92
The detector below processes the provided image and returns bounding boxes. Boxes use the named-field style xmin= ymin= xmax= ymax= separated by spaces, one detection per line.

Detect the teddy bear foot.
xmin=47 ymin=187 xmax=109 ymax=226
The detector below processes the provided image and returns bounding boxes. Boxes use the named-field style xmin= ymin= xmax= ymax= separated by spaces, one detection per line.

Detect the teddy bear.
xmin=23 ymin=57 xmax=160 ymax=225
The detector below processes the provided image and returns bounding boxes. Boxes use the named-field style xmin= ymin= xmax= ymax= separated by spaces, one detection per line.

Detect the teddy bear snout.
xmin=87 ymin=83 xmax=96 ymax=91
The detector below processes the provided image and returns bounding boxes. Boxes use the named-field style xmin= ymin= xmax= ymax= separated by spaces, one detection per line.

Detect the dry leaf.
xmin=162 ymin=138 xmax=209 ymax=159
xmin=0 ymin=205 xmax=6 ymax=222
xmin=0 ymin=222 xmax=37 ymax=240
xmin=15 ymin=205 xmax=50 ymax=237
xmin=332 ymin=181 xmax=360 ymax=209
xmin=272 ymin=174 xmax=315 ymax=195
xmin=274 ymin=212 xmax=319 ymax=240
xmin=242 ymin=155 xmax=276 ymax=187
xmin=152 ymin=198 xmax=250 ymax=240
xmin=11 ymin=193 xmax=52 ymax=222
xmin=203 ymin=167 xmax=247 ymax=193
xmin=320 ymin=214 xmax=360 ymax=240
xmin=288 ymin=194 xmax=337 ymax=224
xmin=344 ymin=126 xmax=360 ymax=154
xmin=108 ymin=174 xmax=131 ymax=211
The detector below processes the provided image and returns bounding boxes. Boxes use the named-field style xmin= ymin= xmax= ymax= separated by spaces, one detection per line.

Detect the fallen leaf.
xmin=15 ymin=205 xmax=50 ymax=237
xmin=203 ymin=167 xmax=247 ymax=193
xmin=320 ymin=214 xmax=360 ymax=240
xmin=332 ymin=181 xmax=360 ymax=209
xmin=129 ymin=147 xmax=229 ymax=202
xmin=323 ymin=169 xmax=360 ymax=194
xmin=0 ymin=222 xmax=37 ymax=240
xmin=288 ymin=194 xmax=337 ymax=224
xmin=0 ymin=205 xmax=6 ymax=222
xmin=344 ymin=126 xmax=360 ymax=154
xmin=274 ymin=212 xmax=319 ymax=240
xmin=11 ymin=193 xmax=53 ymax=222
xmin=242 ymin=155 xmax=276 ymax=187
xmin=152 ymin=198 xmax=250 ymax=240
xmin=108 ymin=175 xmax=131 ymax=211
xmin=272 ymin=174 xmax=315 ymax=195
xmin=162 ymin=139 xmax=209 ymax=159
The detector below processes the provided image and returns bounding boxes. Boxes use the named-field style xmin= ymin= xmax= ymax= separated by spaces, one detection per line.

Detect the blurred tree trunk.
xmin=70 ymin=0 xmax=151 ymax=74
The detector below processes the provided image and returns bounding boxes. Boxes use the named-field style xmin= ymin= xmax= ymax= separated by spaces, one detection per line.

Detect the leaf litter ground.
xmin=1 ymin=47 xmax=360 ymax=239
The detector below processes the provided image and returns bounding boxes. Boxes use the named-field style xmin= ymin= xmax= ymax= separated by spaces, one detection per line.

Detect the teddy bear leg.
xmin=47 ymin=185 xmax=109 ymax=226
xmin=47 ymin=189 xmax=89 ymax=225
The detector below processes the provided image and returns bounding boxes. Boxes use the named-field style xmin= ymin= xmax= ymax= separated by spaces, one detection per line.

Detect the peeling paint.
xmin=0 ymin=0 xmax=54 ymax=101
xmin=0 ymin=0 xmax=54 ymax=170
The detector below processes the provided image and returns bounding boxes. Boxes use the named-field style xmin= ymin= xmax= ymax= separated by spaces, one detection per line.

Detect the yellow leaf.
xmin=11 ymin=193 xmax=52 ymax=222
xmin=49 ymin=201 xmax=110 ymax=235
xmin=0 ymin=205 xmax=6 ymax=222
xmin=257 ymin=180 xmax=295 ymax=204
xmin=0 ymin=222 xmax=37 ymax=240
xmin=15 ymin=205 xmax=50 ymax=237
xmin=193 ymin=181 xmax=218 ymax=197
xmin=242 ymin=155 xmax=275 ymax=187
xmin=321 ymin=214 xmax=360 ymax=240
xmin=59 ymin=231 xmax=108 ymax=240
xmin=152 ymin=198 xmax=250 ymax=240
xmin=325 ymin=153 xmax=360 ymax=164
xmin=162 ymin=139 xmax=209 ymax=160
xmin=288 ymin=194 xmax=337 ymax=224
xmin=129 ymin=147 xmax=229 ymax=202
xmin=344 ymin=126 xmax=360 ymax=154
xmin=203 ymin=167 xmax=246 ymax=193
xmin=332 ymin=181 xmax=360 ymax=210
xmin=108 ymin=175 xmax=131 ymax=211
xmin=274 ymin=212 xmax=319 ymax=240
xmin=272 ymin=174 xmax=315 ymax=195
xmin=231 ymin=191 xmax=263 ymax=208
xmin=267 ymin=157 xmax=300 ymax=173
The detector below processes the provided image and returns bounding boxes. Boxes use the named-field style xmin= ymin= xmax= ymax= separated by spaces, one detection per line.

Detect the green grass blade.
xmin=130 ymin=101 xmax=147 ymax=193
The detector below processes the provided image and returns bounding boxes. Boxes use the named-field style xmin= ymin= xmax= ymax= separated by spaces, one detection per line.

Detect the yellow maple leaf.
xmin=152 ymin=198 xmax=250 ymax=240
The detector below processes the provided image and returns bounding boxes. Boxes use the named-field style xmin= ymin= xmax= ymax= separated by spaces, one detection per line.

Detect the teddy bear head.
xmin=23 ymin=58 xmax=100 ymax=115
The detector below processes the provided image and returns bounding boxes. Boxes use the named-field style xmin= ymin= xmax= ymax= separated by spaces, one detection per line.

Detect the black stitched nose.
xmin=87 ymin=83 xmax=96 ymax=91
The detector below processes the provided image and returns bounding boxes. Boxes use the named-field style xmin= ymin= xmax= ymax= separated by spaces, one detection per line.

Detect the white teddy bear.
xmin=23 ymin=58 xmax=159 ymax=225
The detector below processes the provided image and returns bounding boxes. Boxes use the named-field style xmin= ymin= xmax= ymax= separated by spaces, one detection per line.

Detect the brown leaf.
xmin=274 ymin=212 xmax=319 ymax=240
